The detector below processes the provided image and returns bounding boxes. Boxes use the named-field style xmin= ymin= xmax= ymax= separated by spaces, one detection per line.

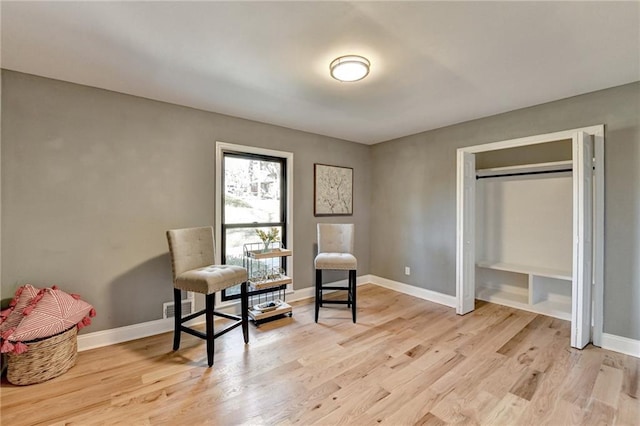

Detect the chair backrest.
xmin=317 ymin=223 xmax=354 ymax=254
xmin=166 ymin=226 xmax=216 ymax=280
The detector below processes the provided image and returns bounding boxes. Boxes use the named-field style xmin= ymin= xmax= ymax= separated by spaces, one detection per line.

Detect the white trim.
xmin=370 ymin=275 xmax=457 ymax=308
xmin=463 ymin=125 xmax=604 ymax=154
xmin=288 ymin=286 xmax=316 ymax=303
xmin=214 ymin=141 xmax=295 ymax=300
xmin=77 ymin=276 xmax=369 ymax=352
xmin=456 ymin=150 xmax=476 ymax=314
xmin=592 ymin=127 xmax=605 ymax=347
xmin=79 ymin=277 xmax=636 ymax=359
xmin=78 ymin=296 xmax=250 ymax=352
xmin=571 ymin=131 xmax=593 ymax=349
xmin=601 ymin=333 xmax=640 ymax=358
xmin=287 ymin=275 xmax=456 ymax=308
xmin=77 ymin=275 xmax=446 ymax=352
xmin=288 ymin=274 xmax=374 ymax=303
xmin=77 ymin=317 xmax=203 ymax=352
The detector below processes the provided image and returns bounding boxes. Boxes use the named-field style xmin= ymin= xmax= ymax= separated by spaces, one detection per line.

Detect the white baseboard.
xmin=601 ymin=333 xmax=640 ymax=358
xmin=78 ymin=275 xmax=372 ymax=352
xmin=80 ymin=275 xmax=636 ymax=359
xmin=369 ymin=275 xmax=457 ymax=308
xmin=77 ymin=316 xmax=208 ymax=352
xmin=78 ymin=318 xmax=174 ymax=351
xmin=287 ymin=274 xmax=374 ymax=303
xmin=286 ymin=275 xmax=455 ymax=309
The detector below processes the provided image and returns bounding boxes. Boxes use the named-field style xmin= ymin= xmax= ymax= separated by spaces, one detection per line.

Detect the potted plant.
xmin=255 ymin=228 xmax=280 ymax=251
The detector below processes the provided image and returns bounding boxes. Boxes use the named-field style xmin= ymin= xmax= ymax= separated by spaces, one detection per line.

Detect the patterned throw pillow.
xmin=1 ymin=286 xmax=95 ymax=354
xmin=0 ymin=284 xmax=42 ymax=333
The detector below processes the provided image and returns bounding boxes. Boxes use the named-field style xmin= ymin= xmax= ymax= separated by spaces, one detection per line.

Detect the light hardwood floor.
xmin=1 ymin=284 xmax=638 ymax=425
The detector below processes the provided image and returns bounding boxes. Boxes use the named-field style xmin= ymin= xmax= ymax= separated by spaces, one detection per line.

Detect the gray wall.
xmin=475 ymin=139 xmax=572 ymax=169
xmin=371 ymin=82 xmax=640 ymax=340
xmin=1 ymin=70 xmax=371 ymax=331
xmin=3 ymin=70 xmax=639 ymax=342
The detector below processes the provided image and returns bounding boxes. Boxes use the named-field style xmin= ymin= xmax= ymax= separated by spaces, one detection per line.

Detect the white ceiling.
xmin=2 ymin=1 xmax=639 ymax=144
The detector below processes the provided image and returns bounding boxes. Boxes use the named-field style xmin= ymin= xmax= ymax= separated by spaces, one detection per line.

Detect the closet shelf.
xmin=475 ymin=160 xmax=572 ymax=178
xmin=249 ymin=276 xmax=292 ymax=290
xmin=476 ymin=261 xmax=571 ymax=281
xmin=247 ymin=248 xmax=292 ymax=259
xmin=476 ymin=286 xmax=571 ymax=321
xmin=476 ymin=284 xmax=528 ymax=305
xmin=476 ymin=263 xmax=572 ymax=321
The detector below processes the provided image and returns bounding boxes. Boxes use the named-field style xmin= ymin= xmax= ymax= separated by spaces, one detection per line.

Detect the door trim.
xmin=572 ymin=131 xmax=594 ymax=348
xmin=455 ymin=125 xmax=604 ymax=348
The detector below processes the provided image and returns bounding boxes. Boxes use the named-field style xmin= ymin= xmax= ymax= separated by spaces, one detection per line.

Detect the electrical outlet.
xmin=405 ymin=266 xmax=411 ymax=276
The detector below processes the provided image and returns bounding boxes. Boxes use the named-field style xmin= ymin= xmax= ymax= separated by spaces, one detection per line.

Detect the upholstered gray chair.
xmin=166 ymin=226 xmax=248 ymax=367
xmin=314 ymin=223 xmax=357 ymax=323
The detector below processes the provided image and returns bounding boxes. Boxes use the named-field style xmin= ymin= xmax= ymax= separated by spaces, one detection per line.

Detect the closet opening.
xmin=456 ymin=126 xmax=604 ymax=349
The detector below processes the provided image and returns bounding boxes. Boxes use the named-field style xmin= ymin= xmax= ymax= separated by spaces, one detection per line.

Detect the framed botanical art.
xmin=314 ymin=163 xmax=353 ymax=216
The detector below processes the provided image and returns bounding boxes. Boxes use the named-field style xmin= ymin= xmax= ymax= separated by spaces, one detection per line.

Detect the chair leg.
xmin=315 ymin=269 xmax=322 ymax=323
xmin=350 ymin=270 xmax=357 ymax=323
xmin=173 ymin=288 xmax=182 ymax=350
xmin=318 ymin=271 xmax=323 ymax=307
xmin=205 ymin=293 xmax=215 ymax=367
xmin=241 ymin=281 xmax=249 ymax=344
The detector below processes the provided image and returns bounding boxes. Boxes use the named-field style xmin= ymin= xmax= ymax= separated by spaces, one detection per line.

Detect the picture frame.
xmin=314 ymin=163 xmax=353 ymax=216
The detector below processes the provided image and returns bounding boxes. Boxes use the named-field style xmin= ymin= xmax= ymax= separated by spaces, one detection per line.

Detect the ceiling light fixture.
xmin=330 ymin=55 xmax=370 ymax=82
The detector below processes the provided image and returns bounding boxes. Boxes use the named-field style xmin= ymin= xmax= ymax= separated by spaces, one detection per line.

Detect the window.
xmin=216 ymin=144 xmax=292 ymax=301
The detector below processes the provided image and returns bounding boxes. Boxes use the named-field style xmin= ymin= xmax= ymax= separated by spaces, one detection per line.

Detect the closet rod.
xmin=476 ymin=168 xmax=572 ymax=180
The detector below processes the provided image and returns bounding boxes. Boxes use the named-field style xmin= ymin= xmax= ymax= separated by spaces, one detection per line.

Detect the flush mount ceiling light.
xmin=330 ymin=55 xmax=370 ymax=82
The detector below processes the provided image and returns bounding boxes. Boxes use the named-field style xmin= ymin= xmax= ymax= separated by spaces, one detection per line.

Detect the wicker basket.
xmin=6 ymin=326 xmax=78 ymax=385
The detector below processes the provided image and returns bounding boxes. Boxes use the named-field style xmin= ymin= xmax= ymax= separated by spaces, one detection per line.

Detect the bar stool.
xmin=166 ymin=226 xmax=248 ymax=367
xmin=314 ymin=223 xmax=357 ymax=323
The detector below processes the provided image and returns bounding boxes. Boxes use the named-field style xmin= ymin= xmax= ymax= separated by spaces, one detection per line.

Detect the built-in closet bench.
xmin=476 ymin=261 xmax=572 ymax=321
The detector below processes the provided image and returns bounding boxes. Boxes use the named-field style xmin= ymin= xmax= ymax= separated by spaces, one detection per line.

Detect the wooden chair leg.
xmin=315 ymin=269 xmax=321 ymax=323
xmin=173 ymin=288 xmax=182 ymax=350
xmin=205 ymin=293 xmax=215 ymax=367
xmin=350 ymin=270 xmax=357 ymax=323
xmin=241 ymin=281 xmax=249 ymax=344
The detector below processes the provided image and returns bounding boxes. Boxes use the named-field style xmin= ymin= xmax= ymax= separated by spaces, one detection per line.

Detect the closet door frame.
xmin=456 ymin=125 xmax=604 ymax=348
